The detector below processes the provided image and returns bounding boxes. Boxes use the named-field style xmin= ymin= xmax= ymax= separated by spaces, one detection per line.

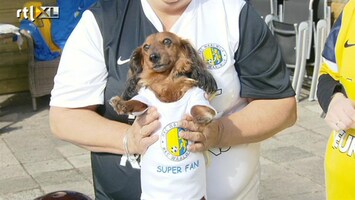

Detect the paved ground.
xmin=0 ymin=90 xmax=330 ymax=200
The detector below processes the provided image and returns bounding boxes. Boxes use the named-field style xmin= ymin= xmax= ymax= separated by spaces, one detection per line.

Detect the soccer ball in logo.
xmin=171 ymin=146 xmax=178 ymax=153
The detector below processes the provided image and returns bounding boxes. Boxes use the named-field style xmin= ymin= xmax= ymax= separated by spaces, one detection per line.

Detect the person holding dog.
xmin=49 ymin=0 xmax=297 ymax=199
xmin=317 ymin=0 xmax=355 ymax=199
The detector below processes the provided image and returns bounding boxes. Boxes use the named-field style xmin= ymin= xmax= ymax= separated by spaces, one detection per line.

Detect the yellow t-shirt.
xmin=325 ymin=130 xmax=355 ymax=200
xmin=320 ymin=0 xmax=355 ymax=199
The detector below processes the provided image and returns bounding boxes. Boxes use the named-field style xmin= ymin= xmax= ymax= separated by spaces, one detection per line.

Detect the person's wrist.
xmin=329 ymin=92 xmax=345 ymax=107
xmin=123 ymin=128 xmax=131 ymax=155
xmin=332 ymin=92 xmax=345 ymax=100
xmin=123 ymin=128 xmax=139 ymax=162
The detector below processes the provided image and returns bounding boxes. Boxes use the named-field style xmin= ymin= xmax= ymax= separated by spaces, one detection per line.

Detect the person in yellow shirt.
xmin=317 ymin=0 xmax=355 ymax=199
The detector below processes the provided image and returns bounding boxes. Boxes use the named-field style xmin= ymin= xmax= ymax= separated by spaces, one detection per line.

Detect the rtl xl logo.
xmin=16 ymin=6 xmax=59 ymax=22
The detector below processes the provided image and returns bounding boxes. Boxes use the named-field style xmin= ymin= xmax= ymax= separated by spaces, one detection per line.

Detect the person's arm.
xmin=218 ymin=97 xmax=296 ymax=146
xmin=316 ymin=15 xmax=344 ymax=113
xmin=317 ymin=72 xmax=355 ymax=132
xmin=316 ymin=13 xmax=355 ymax=131
xmin=49 ymin=106 xmax=159 ymax=154
xmin=180 ymin=97 xmax=296 ymax=151
xmin=317 ymin=48 xmax=355 ymax=131
xmin=317 ymin=59 xmax=355 ymax=133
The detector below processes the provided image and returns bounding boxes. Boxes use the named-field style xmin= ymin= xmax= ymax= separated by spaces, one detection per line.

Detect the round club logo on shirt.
xmin=160 ymin=122 xmax=190 ymax=161
xmin=198 ymin=43 xmax=227 ymax=69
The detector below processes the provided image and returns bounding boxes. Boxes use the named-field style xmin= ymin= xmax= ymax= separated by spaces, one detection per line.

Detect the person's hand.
xmin=325 ymin=93 xmax=355 ymax=131
xmin=126 ymin=107 xmax=160 ymax=154
xmin=179 ymin=115 xmax=223 ymax=152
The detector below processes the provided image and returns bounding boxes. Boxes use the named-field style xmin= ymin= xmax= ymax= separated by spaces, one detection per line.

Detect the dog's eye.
xmin=163 ymin=38 xmax=172 ymax=46
xmin=143 ymin=44 xmax=150 ymax=51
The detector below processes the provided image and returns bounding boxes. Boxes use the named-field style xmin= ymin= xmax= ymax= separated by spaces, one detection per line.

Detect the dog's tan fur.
xmin=110 ymin=32 xmax=217 ymax=124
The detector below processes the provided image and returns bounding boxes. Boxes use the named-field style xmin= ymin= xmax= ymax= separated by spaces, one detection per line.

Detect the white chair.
xmin=270 ymin=0 xmax=314 ymax=101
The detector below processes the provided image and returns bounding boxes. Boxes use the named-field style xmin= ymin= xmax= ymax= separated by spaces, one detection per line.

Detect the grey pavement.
xmin=0 ymin=89 xmax=330 ymax=200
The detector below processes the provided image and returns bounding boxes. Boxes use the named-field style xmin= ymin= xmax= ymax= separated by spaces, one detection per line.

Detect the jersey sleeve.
xmin=234 ymin=3 xmax=295 ymax=99
xmin=50 ymin=10 xmax=107 ymax=108
xmin=317 ymin=14 xmax=346 ymax=113
xmin=321 ymin=13 xmax=342 ymax=65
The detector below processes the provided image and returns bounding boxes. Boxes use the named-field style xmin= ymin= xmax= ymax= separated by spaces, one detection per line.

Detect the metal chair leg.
xmin=32 ymin=97 xmax=37 ymax=111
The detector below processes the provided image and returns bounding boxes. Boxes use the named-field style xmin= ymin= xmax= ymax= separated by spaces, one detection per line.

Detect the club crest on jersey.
xmin=198 ymin=43 xmax=227 ymax=69
xmin=160 ymin=122 xmax=190 ymax=161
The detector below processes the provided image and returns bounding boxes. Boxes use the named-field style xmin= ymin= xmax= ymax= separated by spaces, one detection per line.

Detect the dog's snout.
xmin=149 ymin=53 xmax=160 ymax=63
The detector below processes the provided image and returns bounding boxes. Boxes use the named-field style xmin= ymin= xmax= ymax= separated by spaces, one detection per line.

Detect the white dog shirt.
xmin=131 ymin=87 xmax=214 ymax=200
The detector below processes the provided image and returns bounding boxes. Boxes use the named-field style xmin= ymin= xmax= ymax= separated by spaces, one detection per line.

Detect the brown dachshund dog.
xmin=110 ymin=32 xmax=217 ymax=124
xmin=110 ymin=32 xmax=217 ymax=199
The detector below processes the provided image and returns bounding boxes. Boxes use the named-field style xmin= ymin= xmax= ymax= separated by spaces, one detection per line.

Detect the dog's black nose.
xmin=149 ymin=53 xmax=160 ymax=63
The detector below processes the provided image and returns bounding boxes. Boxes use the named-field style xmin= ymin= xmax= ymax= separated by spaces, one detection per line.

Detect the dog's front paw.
xmin=194 ymin=114 xmax=214 ymax=125
xmin=110 ymin=96 xmax=129 ymax=115
xmin=191 ymin=105 xmax=215 ymax=125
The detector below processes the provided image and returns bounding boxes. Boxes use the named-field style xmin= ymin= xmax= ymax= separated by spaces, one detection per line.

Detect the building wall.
xmin=329 ymin=0 xmax=348 ymax=23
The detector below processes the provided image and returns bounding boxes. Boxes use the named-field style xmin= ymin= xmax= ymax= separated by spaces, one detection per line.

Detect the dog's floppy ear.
xmin=182 ymin=40 xmax=218 ymax=94
xmin=122 ymin=47 xmax=143 ymax=100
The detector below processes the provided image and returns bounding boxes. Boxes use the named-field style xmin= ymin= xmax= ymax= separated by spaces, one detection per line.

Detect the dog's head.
xmin=138 ymin=31 xmax=185 ymax=73
xmin=122 ymin=32 xmax=217 ymax=100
